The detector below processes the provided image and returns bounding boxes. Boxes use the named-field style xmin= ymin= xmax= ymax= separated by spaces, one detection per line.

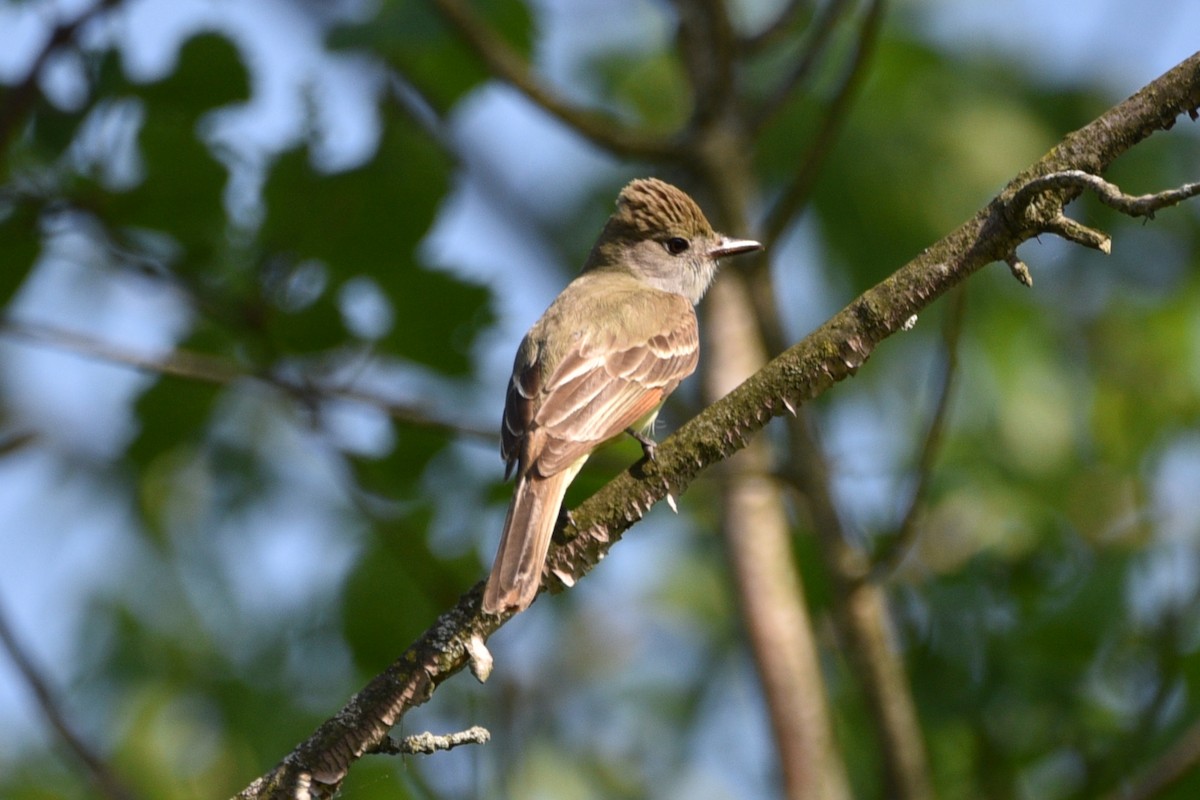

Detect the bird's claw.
xmin=625 ymin=427 xmax=658 ymax=462
xmin=557 ymin=506 xmax=577 ymax=530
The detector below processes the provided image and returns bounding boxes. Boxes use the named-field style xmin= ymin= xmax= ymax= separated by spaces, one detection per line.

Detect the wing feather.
xmin=532 ymin=292 xmax=698 ymax=476
xmin=502 ymin=345 xmax=540 ymax=479
xmin=501 ymin=284 xmax=701 ymax=480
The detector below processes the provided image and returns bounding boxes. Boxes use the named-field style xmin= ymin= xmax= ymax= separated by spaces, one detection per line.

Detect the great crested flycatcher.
xmin=482 ymin=177 xmax=762 ymax=614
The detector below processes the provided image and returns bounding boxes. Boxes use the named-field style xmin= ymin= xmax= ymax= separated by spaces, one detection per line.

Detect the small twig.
xmin=1042 ymin=213 xmax=1112 ymax=253
xmin=385 ymin=70 xmax=453 ymax=152
xmin=2 ymin=318 xmax=242 ymax=384
xmin=761 ymin=0 xmax=885 ymax=247
xmin=371 ymin=726 xmax=491 ymax=756
xmin=0 ymin=0 xmax=122 ymax=160
xmin=0 ymin=319 xmax=495 ymax=440
xmin=997 ymin=169 xmax=1200 ymax=282
xmin=1099 ymin=717 xmax=1200 ymax=800
xmin=383 ymin=65 xmax=585 ymax=290
xmin=870 ymin=286 xmax=966 ymax=580
xmin=429 ymin=0 xmax=675 ymax=160
xmin=672 ymin=0 xmax=737 ymax=128
xmin=0 ymin=429 xmax=38 ymax=456
xmin=1005 ymin=170 xmax=1200 ymax=259
xmin=782 ymin=408 xmax=936 ymax=799
xmin=1012 ymin=169 xmax=1200 ymax=220
xmin=0 ymin=597 xmax=138 ymax=800
xmin=749 ymin=0 xmax=852 ymax=133
xmin=1005 ymin=253 xmax=1034 ymax=287
xmin=740 ymin=0 xmax=811 ymax=53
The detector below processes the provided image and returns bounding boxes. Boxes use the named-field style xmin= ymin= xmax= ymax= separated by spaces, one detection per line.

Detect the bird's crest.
xmin=610 ymin=178 xmax=715 ymax=240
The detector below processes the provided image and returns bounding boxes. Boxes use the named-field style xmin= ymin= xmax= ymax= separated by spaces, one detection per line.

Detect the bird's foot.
xmin=625 ymin=427 xmax=658 ymax=462
xmin=556 ymin=505 xmax=577 ymax=531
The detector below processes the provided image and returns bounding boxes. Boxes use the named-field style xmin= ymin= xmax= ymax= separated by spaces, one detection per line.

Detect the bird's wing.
xmin=502 ymin=349 xmax=539 ymax=479
xmin=518 ymin=290 xmax=699 ymax=478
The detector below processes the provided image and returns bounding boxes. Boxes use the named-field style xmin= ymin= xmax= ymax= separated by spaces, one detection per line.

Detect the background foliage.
xmin=1 ymin=1 xmax=1199 ymax=799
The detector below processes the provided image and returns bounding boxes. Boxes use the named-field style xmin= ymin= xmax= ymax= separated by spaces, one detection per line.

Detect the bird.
xmin=482 ymin=177 xmax=762 ymax=614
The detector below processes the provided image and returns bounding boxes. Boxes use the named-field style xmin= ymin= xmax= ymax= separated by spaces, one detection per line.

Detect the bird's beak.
xmin=710 ymin=236 xmax=763 ymax=259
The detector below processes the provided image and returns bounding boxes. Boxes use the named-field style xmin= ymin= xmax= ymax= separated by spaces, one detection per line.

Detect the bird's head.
xmin=584 ymin=177 xmax=762 ymax=304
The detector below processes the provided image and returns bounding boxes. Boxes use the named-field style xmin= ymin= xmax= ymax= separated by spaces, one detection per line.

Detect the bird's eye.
xmin=665 ymin=237 xmax=690 ymax=255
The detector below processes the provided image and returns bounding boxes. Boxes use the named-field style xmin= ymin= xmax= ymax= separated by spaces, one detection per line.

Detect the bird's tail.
xmin=483 ymin=467 xmax=578 ymax=614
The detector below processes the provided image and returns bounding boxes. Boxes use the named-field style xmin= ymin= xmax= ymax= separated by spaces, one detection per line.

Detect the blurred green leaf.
xmin=342 ymin=509 xmax=477 ymax=672
xmin=261 ymin=113 xmax=491 ymax=371
xmin=0 ymin=199 xmax=40 ymax=306
xmin=103 ymin=33 xmax=248 ymax=264
xmin=329 ymin=0 xmax=534 ymax=109
xmin=347 ymin=424 xmax=448 ymax=501
xmin=592 ymin=49 xmax=690 ymax=134
xmin=795 ymin=39 xmax=1059 ymax=286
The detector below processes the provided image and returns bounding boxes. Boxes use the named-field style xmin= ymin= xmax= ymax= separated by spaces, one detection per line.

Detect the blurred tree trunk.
xmin=703 ymin=269 xmax=853 ymax=800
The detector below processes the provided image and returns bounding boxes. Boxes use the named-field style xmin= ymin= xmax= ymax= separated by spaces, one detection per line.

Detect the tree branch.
xmin=871 ymin=286 xmax=967 ymax=579
xmin=1010 ymin=169 xmax=1200 ymax=219
xmin=0 ymin=318 xmax=495 ymax=441
xmin=0 ymin=596 xmax=138 ymax=800
xmin=739 ymin=0 xmax=812 ymax=54
xmin=671 ymin=0 xmax=738 ymax=129
xmin=761 ymin=0 xmax=886 ymax=247
xmin=703 ymin=268 xmax=852 ymax=800
xmin=699 ymin=1 xmax=915 ymax=785
xmin=1100 ymin=717 xmax=1200 ymax=800
xmin=684 ymin=10 xmax=853 ymax=795
xmin=232 ymin=49 xmax=1200 ymax=800
xmin=721 ymin=0 xmax=926 ymax=780
xmin=748 ymin=0 xmax=853 ymax=133
xmin=783 ymin=409 xmax=935 ymax=800
xmin=429 ymin=0 xmax=677 ymax=160
xmin=370 ymin=725 xmax=490 ymax=756
xmin=0 ymin=0 xmax=123 ymax=162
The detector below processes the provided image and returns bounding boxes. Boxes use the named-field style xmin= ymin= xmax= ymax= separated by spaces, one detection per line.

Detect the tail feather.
xmin=482 ymin=470 xmax=573 ymax=614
